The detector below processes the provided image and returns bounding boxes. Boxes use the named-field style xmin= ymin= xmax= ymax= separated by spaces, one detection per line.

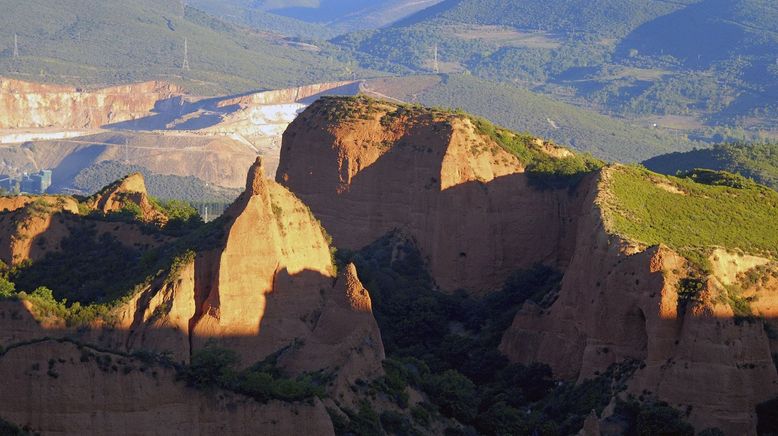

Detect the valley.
xmin=0 ymin=77 xmax=362 ymax=198
xmin=0 ymin=97 xmax=775 ymax=434
xmin=0 ymin=1 xmax=777 ymax=435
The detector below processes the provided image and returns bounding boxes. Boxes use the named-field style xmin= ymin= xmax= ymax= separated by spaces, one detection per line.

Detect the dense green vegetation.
xmin=335 ymin=231 xmax=695 ymax=435
xmin=0 ymin=212 xmax=228 ymax=325
xmin=0 ymin=417 xmax=31 ymax=436
xmin=401 ymin=0 xmax=693 ymax=38
xmin=191 ymin=0 xmax=437 ymax=36
xmin=0 ymin=0 xmax=376 ymax=93
xmin=72 ymin=161 xmax=239 ymax=204
xmin=469 ymin=114 xmax=603 ymax=188
xmin=180 ymin=343 xmax=328 ymax=404
xmin=643 ymin=143 xmax=778 ymax=190
xmin=189 ymin=0 xmax=337 ymax=39
xmin=387 ymin=75 xmax=699 ymax=162
xmin=336 ymin=0 xmax=778 ymax=135
xmin=0 ymin=190 xmax=236 ymax=325
xmin=602 ymin=165 xmax=778 ymax=267
xmin=614 ymin=397 xmax=695 ymax=436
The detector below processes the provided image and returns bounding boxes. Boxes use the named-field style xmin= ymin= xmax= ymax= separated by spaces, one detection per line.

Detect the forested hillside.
xmin=0 ymin=0 xmax=375 ymax=93
xmin=191 ymin=0 xmax=443 ymax=35
xmin=71 ymin=161 xmax=240 ymax=203
xmin=336 ymin=0 xmax=778 ymax=137
xmin=369 ymin=74 xmax=697 ymax=162
xmin=643 ymin=142 xmax=778 ymax=190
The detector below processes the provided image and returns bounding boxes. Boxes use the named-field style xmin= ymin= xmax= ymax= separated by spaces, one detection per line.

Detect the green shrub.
xmin=118 ymin=202 xmax=144 ymax=220
xmin=180 ymin=344 xmax=325 ymax=404
xmin=380 ymin=410 xmax=412 ymax=435
xmin=182 ymin=345 xmax=240 ymax=389
xmin=615 ymin=398 xmax=695 ymax=436
xmin=0 ymin=276 xmax=15 ymax=298
xmin=422 ymin=370 xmax=479 ymax=422
xmin=476 ymin=402 xmax=529 ymax=436
xmin=677 ymin=277 xmax=704 ymax=313
xmin=603 ymin=165 xmax=778 ymax=270
xmin=0 ymin=417 xmax=30 ymax=436
xmin=470 ymin=114 xmax=603 ymax=188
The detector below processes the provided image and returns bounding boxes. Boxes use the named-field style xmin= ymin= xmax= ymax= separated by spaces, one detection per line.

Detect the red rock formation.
xmin=0 ymin=78 xmax=182 ymax=129
xmin=0 ymin=158 xmax=384 ymax=406
xmin=278 ymin=99 xmax=778 ymax=432
xmin=0 ymin=340 xmax=335 ymax=436
xmin=0 ymin=157 xmax=386 ymax=433
xmin=499 ymin=168 xmax=778 ymax=434
xmin=277 ymin=98 xmax=585 ymax=294
xmin=88 ymin=172 xmax=167 ymax=223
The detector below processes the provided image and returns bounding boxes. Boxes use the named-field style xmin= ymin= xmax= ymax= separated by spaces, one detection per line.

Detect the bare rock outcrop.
xmin=0 ymin=340 xmax=334 ymax=436
xmin=0 ymin=78 xmax=182 ymax=129
xmin=277 ymin=97 xmax=586 ymax=294
xmin=0 ymin=157 xmax=384 ymax=396
xmin=0 ymin=157 xmax=386 ymax=433
xmin=499 ymin=168 xmax=778 ymax=434
xmin=88 ymin=172 xmax=167 ymax=223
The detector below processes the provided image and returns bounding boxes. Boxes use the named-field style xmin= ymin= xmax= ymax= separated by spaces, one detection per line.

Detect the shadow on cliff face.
xmin=104 ymin=82 xmax=361 ymax=132
xmin=104 ymin=96 xmax=189 ymax=130
xmin=278 ymin=122 xmax=593 ymax=294
xmin=50 ymin=143 xmax=109 ymax=188
xmin=0 ymin=265 xmax=381 ymax=373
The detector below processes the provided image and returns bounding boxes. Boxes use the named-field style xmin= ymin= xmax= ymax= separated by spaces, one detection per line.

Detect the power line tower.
xmin=433 ymin=43 xmax=439 ymax=74
xmin=182 ymin=38 xmax=190 ymax=71
xmin=12 ymin=34 xmax=19 ymax=59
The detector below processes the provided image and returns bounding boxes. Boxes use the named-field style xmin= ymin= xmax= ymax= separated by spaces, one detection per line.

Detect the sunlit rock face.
xmin=277 ymin=97 xmax=588 ymax=295
xmin=0 ymin=158 xmax=384 ymax=432
xmin=0 ymin=78 xmax=182 ymax=129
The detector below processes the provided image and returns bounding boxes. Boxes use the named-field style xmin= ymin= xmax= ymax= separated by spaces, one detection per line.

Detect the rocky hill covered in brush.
xmin=0 ymin=97 xmax=777 ymax=435
xmin=278 ymin=96 xmax=778 ymax=434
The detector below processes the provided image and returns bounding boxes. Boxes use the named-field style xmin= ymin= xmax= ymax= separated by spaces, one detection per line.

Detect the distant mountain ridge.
xmin=0 ymin=0 xmax=370 ymax=93
xmin=643 ymin=142 xmax=778 ymax=190
xmin=192 ymin=0 xmax=444 ymax=35
xmin=336 ymin=0 xmax=778 ymax=137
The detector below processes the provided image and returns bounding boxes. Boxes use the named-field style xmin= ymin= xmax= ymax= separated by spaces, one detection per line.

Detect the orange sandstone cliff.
xmin=88 ymin=172 xmax=167 ymax=223
xmin=498 ymin=167 xmax=778 ymax=434
xmin=276 ymin=98 xmax=778 ymax=434
xmin=277 ymin=97 xmax=586 ymax=294
xmin=0 ymin=78 xmax=182 ymax=129
xmin=0 ymin=158 xmax=385 ymax=433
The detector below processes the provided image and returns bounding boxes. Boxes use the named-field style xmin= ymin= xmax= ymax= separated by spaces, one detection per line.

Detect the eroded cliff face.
xmin=0 ymin=78 xmax=182 ymax=129
xmin=0 ymin=160 xmax=385 ymax=433
xmin=500 ymin=168 xmax=778 ymax=434
xmin=0 ymin=340 xmax=335 ymax=436
xmin=89 ymin=172 xmax=167 ymax=223
xmin=0 ymin=176 xmax=169 ymax=266
xmin=0 ymin=158 xmax=385 ymax=434
xmin=183 ymin=157 xmax=384 ymax=375
xmin=277 ymin=98 xmax=586 ymax=294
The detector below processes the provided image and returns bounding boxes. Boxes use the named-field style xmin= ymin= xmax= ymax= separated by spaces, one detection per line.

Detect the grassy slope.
xmin=0 ymin=0 xmax=372 ymax=93
xmin=188 ymin=0 xmax=338 ymax=39
xmin=428 ymin=0 xmax=694 ymax=37
xmin=71 ymin=161 xmax=240 ymax=203
xmin=339 ymin=0 xmax=778 ymax=131
xmin=373 ymin=74 xmax=697 ymax=162
xmin=600 ymin=165 xmax=778 ymax=263
xmin=191 ymin=0 xmax=444 ymax=36
xmin=643 ymin=143 xmax=778 ymax=190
